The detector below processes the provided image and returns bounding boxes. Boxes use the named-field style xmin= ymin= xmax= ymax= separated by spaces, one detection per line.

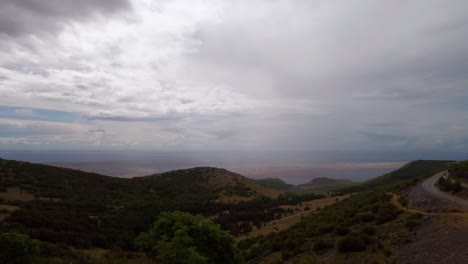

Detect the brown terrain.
xmin=397 ymin=173 xmax=468 ymax=264
xmin=237 ymin=195 xmax=350 ymax=240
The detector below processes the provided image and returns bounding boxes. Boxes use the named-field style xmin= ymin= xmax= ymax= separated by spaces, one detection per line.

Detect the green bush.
xmin=312 ymin=239 xmax=334 ymax=252
xmin=0 ymin=232 xmax=41 ymax=264
xmin=359 ymin=213 xmax=375 ymax=223
xmin=404 ymin=219 xmax=421 ymax=230
xmin=334 ymin=227 xmax=351 ymax=236
xmin=398 ymin=196 xmax=408 ymax=207
xmin=438 ymin=177 xmax=463 ymax=193
xmin=136 ymin=211 xmax=243 ymax=264
xmin=361 ymin=226 xmax=376 ymax=236
xmin=375 ymin=204 xmax=401 ymax=224
xmin=337 ymin=236 xmax=366 ymax=252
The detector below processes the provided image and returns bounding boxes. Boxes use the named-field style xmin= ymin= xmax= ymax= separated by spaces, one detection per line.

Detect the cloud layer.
xmin=1 ymin=0 xmax=468 ymax=151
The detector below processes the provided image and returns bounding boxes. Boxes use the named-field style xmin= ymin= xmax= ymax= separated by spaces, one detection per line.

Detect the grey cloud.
xmin=1 ymin=1 xmax=468 ymax=152
xmin=361 ymin=132 xmax=408 ymax=145
xmin=212 ymin=130 xmax=235 ymax=140
xmin=2 ymin=61 xmax=50 ymax=77
xmin=0 ymin=122 xmax=81 ymax=137
xmin=88 ymin=129 xmax=106 ymax=133
xmin=84 ymin=115 xmax=184 ymax=122
xmin=191 ymin=1 xmax=468 ymax=102
xmin=0 ymin=0 xmax=131 ymax=37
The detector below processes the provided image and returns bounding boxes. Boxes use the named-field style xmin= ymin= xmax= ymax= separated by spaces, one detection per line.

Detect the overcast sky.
xmin=1 ymin=0 xmax=468 ymax=152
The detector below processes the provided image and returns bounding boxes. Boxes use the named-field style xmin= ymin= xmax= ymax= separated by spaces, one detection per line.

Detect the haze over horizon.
xmin=1 ymin=0 xmax=468 ymax=157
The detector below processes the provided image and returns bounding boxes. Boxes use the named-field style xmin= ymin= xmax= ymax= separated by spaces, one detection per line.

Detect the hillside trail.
xmin=396 ymin=172 xmax=468 ymax=264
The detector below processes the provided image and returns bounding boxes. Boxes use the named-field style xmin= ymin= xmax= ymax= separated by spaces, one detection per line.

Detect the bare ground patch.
xmin=238 ymin=195 xmax=349 ymax=240
xmin=397 ymin=183 xmax=468 ymax=264
xmin=0 ymin=187 xmax=34 ymax=202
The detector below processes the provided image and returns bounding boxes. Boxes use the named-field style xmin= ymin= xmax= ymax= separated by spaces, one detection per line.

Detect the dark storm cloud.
xmin=0 ymin=0 xmax=131 ymax=37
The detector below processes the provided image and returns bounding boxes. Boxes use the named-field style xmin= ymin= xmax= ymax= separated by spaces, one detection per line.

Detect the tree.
xmin=0 ymin=233 xmax=41 ymax=264
xmin=136 ymin=211 xmax=243 ymax=264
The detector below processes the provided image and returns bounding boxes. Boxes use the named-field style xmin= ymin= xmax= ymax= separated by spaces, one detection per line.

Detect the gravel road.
xmin=421 ymin=171 xmax=468 ymax=209
xmin=397 ymin=172 xmax=468 ymax=264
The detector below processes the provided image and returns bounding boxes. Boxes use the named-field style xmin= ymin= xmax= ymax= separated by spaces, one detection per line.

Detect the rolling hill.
xmin=0 ymin=160 xmax=283 ymax=203
xmin=298 ymin=177 xmax=355 ymax=191
xmin=254 ymin=178 xmax=295 ymax=190
xmin=0 ymin=159 xmax=286 ymax=252
xmin=0 ymin=158 xmax=457 ymax=264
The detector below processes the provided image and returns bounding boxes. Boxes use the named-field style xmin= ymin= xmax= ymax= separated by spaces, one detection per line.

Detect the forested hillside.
xmin=0 ymin=159 xmax=454 ymax=263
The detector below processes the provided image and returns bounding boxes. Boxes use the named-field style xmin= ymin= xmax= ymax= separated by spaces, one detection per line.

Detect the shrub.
xmin=359 ymin=213 xmax=375 ymax=223
xmin=337 ymin=236 xmax=366 ymax=252
xmin=398 ymin=196 xmax=408 ymax=207
xmin=0 ymin=233 xmax=41 ymax=264
xmin=334 ymin=227 xmax=351 ymax=236
xmin=375 ymin=204 xmax=401 ymax=224
xmin=135 ymin=211 xmax=242 ymax=264
xmin=361 ymin=226 xmax=376 ymax=236
xmin=438 ymin=176 xmax=463 ymax=193
xmin=312 ymin=239 xmax=334 ymax=252
xmin=319 ymin=225 xmax=334 ymax=235
xmin=404 ymin=219 xmax=421 ymax=230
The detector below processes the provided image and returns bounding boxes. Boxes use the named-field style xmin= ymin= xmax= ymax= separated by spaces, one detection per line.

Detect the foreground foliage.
xmin=0 ymin=232 xmax=41 ymax=264
xmin=136 ymin=211 xmax=243 ymax=264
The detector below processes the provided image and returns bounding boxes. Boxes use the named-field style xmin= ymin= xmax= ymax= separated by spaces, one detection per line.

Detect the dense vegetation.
xmin=449 ymin=160 xmax=468 ymax=179
xmin=136 ymin=211 xmax=242 ymax=264
xmin=0 ymin=159 xmax=324 ymax=262
xmin=0 ymin=158 xmax=454 ymax=263
xmin=0 ymin=232 xmax=41 ymax=264
xmin=437 ymin=176 xmax=462 ymax=193
xmin=214 ymin=193 xmax=324 ymax=236
xmin=238 ymin=191 xmax=421 ymax=263
xmin=236 ymin=160 xmax=452 ymax=263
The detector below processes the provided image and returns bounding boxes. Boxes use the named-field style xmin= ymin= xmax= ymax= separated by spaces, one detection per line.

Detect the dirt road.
xmin=421 ymin=171 xmax=468 ymax=209
xmin=397 ymin=172 xmax=468 ymax=264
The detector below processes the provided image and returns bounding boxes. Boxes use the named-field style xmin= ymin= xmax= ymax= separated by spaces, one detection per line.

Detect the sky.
xmin=1 ymin=0 xmax=468 ymax=153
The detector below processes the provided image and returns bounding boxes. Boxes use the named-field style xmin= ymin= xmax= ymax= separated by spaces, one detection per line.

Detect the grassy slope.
xmin=255 ymin=178 xmax=295 ymax=190
xmin=240 ymin=160 xmax=453 ymax=264
xmin=338 ymin=160 xmax=452 ymax=193
xmin=0 ymin=160 xmax=283 ymax=252
xmin=0 ymin=159 xmax=455 ymax=263
xmin=449 ymin=160 xmax=468 ymax=179
xmin=0 ymin=160 xmax=282 ymax=203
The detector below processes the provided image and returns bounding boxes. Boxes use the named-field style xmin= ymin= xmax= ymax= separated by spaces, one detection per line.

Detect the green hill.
xmin=0 ymin=159 xmax=284 ymax=251
xmin=239 ymin=160 xmax=454 ymax=263
xmin=255 ymin=178 xmax=295 ymax=190
xmin=0 ymin=158 xmax=456 ymax=264
xmin=338 ymin=160 xmax=452 ymax=193
xmin=298 ymin=177 xmax=355 ymax=190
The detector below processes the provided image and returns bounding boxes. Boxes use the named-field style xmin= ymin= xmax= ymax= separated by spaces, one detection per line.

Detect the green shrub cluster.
xmin=437 ymin=177 xmax=462 ymax=193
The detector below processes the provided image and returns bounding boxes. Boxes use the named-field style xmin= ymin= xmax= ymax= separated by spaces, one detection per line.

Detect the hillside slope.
xmin=255 ymin=178 xmax=295 ymax=190
xmin=240 ymin=160 xmax=456 ymax=263
xmin=338 ymin=160 xmax=452 ymax=193
xmin=299 ymin=177 xmax=354 ymax=190
xmin=0 ymin=159 xmax=283 ymax=250
xmin=145 ymin=167 xmax=284 ymax=202
xmin=0 ymin=160 xmax=282 ymax=203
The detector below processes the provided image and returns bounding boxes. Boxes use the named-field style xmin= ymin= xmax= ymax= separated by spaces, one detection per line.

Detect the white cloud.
xmin=0 ymin=0 xmax=468 ymax=151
